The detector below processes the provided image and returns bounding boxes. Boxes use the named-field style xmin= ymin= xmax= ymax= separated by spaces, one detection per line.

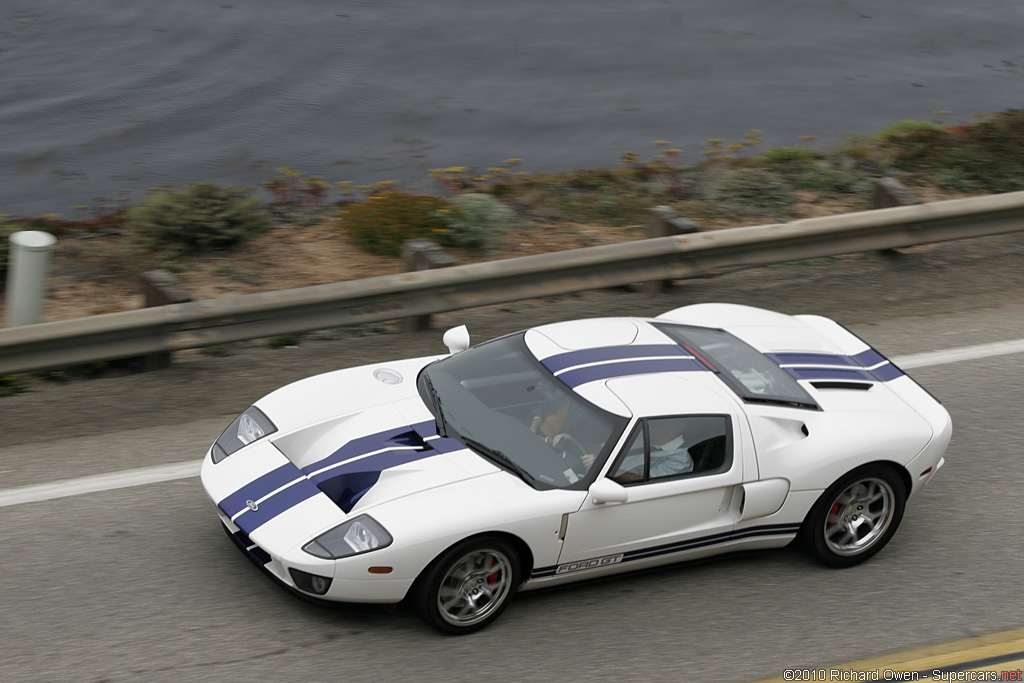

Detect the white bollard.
xmin=5 ymin=230 xmax=57 ymax=327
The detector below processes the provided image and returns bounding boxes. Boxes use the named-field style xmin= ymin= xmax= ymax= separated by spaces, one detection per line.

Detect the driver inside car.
xmin=529 ymin=400 xmax=606 ymax=474
xmin=610 ymin=418 xmax=694 ymax=483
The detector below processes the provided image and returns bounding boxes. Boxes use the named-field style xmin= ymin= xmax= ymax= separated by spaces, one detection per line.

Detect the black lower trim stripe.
xmin=531 ymin=523 xmax=801 ymax=578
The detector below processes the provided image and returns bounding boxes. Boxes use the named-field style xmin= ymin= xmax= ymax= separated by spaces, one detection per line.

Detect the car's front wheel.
xmin=800 ymin=464 xmax=907 ymax=568
xmin=414 ymin=536 xmax=521 ymax=635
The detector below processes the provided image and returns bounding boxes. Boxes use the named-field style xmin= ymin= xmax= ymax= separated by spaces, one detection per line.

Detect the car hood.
xmin=253 ymin=354 xmax=442 ymax=434
xmin=205 ymin=410 xmax=501 ymax=556
xmin=270 ymin=396 xmax=499 ymax=514
xmin=206 ymin=355 xmax=503 ymax=541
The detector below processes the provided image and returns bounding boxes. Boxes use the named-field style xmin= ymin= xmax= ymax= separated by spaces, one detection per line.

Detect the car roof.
xmin=521 ymin=307 xmax=904 ymax=418
xmin=524 ymin=318 xmax=737 ymax=418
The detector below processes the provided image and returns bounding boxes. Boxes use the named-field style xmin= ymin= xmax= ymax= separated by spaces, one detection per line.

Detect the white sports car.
xmin=200 ymin=303 xmax=950 ymax=634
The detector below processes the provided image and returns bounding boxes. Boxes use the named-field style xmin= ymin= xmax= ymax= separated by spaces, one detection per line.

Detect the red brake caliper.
xmin=828 ymin=501 xmax=842 ymax=529
xmin=487 ymin=557 xmax=499 ymax=584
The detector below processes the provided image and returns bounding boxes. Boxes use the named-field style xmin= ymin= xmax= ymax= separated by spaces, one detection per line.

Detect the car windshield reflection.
xmin=417 ymin=333 xmax=627 ymax=490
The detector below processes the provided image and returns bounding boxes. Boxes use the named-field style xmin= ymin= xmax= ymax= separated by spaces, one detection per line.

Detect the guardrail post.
xmin=872 ymin=178 xmax=922 ymax=256
xmin=140 ymin=270 xmax=192 ymax=370
xmin=5 ymin=230 xmax=57 ymax=327
xmin=644 ymin=207 xmax=700 ymax=292
xmin=872 ymin=178 xmax=922 ymax=210
xmin=401 ymin=239 xmax=457 ymax=332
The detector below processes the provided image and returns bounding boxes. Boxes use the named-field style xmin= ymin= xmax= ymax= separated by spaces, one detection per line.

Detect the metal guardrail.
xmin=2 ymin=190 xmax=1024 ymax=375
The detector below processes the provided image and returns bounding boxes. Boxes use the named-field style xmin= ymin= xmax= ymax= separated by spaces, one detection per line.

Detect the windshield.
xmin=417 ymin=333 xmax=628 ymax=490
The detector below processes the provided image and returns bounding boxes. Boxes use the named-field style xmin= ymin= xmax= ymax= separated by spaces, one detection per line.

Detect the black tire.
xmin=799 ymin=464 xmax=907 ymax=568
xmin=414 ymin=536 xmax=521 ymax=635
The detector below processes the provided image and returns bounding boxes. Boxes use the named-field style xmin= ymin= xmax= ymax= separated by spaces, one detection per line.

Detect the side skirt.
xmin=524 ymin=523 xmax=800 ymax=588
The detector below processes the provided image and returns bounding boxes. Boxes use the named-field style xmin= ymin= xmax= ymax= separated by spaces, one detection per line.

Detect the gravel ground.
xmin=4 ymin=230 xmax=1023 ymax=448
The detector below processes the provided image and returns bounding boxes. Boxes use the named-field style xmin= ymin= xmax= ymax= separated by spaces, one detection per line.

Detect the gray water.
xmin=2 ymin=0 xmax=1023 ymax=216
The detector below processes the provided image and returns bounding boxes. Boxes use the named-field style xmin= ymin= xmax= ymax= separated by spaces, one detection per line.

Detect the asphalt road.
xmin=2 ymin=238 xmax=1024 ymax=682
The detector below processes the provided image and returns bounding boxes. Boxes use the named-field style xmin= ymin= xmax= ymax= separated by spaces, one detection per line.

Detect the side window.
xmin=609 ymin=415 xmax=732 ymax=485
xmin=610 ymin=424 xmax=646 ymax=484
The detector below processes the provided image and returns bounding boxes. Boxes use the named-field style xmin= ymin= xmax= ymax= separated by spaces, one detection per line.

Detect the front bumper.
xmin=219 ymin=518 xmax=415 ymax=604
xmin=204 ymin=448 xmax=415 ymax=605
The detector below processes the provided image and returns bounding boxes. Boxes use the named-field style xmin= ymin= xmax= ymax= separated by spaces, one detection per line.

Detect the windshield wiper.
xmin=460 ymin=437 xmax=536 ymax=485
xmin=422 ymin=373 xmax=450 ymax=437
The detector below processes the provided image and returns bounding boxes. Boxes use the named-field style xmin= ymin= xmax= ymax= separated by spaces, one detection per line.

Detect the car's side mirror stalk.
xmin=590 ymin=478 xmax=629 ymax=505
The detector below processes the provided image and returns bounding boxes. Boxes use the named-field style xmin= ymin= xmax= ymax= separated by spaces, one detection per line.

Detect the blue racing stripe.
xmin=220 ymin=418 xmax=470 ymax=529
xmin=767 ymin=352 xmax=855 ymax=366
xmin=313 ymin=419 xmax=467 ymax=512
xmin=308 ymin=446 xmax=431 ymax=486
xmin=411 ymin=419 xmax=438 ymax=440
xmin=783 ymin=363 xmax=903 ymax=382
xmin=301 ymin=425 xmax=426 ymax=477
xmin=314 ymin=447 xmax=442 ymax=512
xmin=556 ymin=357 xmax=705 ymax=388
xmin=218 ymin=463 xmax=302 ymax=519
xmin=769 ymin=348 xmax=904 ymax=383
xmin=785 ymin=366 xmax=874 ymax=382
xmin=426 ymin=436 xmax=469 ymax=454
xmin=541 ymin=344 xmax=688 ymax=374
xmin=868 ymin=362 xmax=904 ymax=382
xmin=852 ymin=348 xmax=886 ymax=367
xmin=411 ymin=418 xmax=474 ymax=454
xmin=232 ymin=477 xmax=322 ymax=535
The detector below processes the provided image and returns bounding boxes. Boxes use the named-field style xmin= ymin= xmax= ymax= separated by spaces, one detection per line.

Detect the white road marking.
xmin=2 ymin=336 xmax=1024 ymax=508
xmin=0 ymin=460 xmax=201 ymax=508
xmin=892 ymin=338 xmax=1024 ymax=369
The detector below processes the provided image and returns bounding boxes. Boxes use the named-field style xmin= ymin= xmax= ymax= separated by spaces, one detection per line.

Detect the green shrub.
xmin=0 ymin=214 xmax=16 ymax=283
xmin=787 ymin=166 xmax=869 ymax=195
xmin=933 ymin=168 xmax=978 ymax=193
xmin=562 ymin=169 xmax=621 ymax=191
xmin=340 ymin=191 xmax=448 ymax=257
xmin=126 ymin=182 xmax=271 ymax=259
xmin=708 ymin=169 xmax=795 ymax=216
xmin=876 ymin=119 xmax=944 ymax=137
xmin=267 ymin=334 xmax=303 ymax=349
xmin=887 ymin=110 xmax=1024 ymax=193
xmin=761 ymin=146 xmax=819 ymax=167
xmin=443 ymin=194 xmax=518 ymax=250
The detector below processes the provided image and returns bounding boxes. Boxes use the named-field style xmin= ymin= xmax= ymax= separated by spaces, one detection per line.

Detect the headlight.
xmin=303 ymin=515 xmax=393 ymax=559
xmin=211 ymin=406 xmax=277 ymax=463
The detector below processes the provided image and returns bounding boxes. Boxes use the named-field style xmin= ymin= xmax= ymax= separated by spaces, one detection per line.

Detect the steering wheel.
xmin=555 ymin=434 xmax=588 ymax=473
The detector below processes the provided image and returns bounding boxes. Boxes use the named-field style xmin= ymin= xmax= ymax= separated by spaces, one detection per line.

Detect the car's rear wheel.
xmin=800 ymin=464 xmax=907 ymax=568
xmin=414 ymin=536 xmax=521 ymax=635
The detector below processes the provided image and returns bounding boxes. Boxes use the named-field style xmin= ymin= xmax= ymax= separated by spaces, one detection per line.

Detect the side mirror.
xmin=443 ymin=325 xmax=470 ymax=354
xmin=589 ymin=477 xmax=629 ymax=505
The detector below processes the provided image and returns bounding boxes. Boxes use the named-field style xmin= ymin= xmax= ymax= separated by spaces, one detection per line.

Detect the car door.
xmin=555 ymin=414 xmax=743 ymax=576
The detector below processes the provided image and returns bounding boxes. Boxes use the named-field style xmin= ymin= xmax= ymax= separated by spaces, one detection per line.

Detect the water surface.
xmin=2 ymin=0 xmax=1023 ymax=215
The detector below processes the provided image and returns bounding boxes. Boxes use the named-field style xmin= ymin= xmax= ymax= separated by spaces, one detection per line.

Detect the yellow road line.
xmin=752 ymin=626 xmax=1024 ymax=682
xmin=960 ymin=657 xmax=1024 ymax=673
